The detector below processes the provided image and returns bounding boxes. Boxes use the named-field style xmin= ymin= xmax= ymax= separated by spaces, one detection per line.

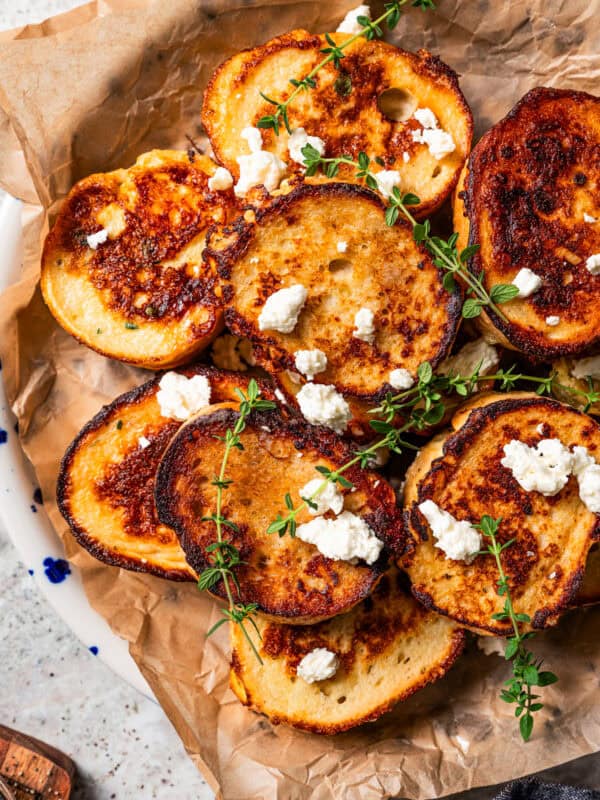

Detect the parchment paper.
xmin=1 ymin=2 xmax=600 ymax=798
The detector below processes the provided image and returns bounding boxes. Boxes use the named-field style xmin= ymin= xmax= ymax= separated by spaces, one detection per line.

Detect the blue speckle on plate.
xmin=28 ymin=569 xmax=34 ymax=576
xmin=33 ymin=487 xmax=43 ymax=505
xmin=89 ymin=646 xmax=99 ymax=656
xmin=43 ymin=557 xmax=71 ymax=584
xmin=30 ymin=504 xmax=37 ymax=513
xmin=0 ymin=428 xmax=7 ymax=445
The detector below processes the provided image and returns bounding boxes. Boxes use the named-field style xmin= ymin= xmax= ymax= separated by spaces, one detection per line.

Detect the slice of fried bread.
xmin=552 ymin=356 xmax=600 ymax=415
xmin=42 ymin=150 xmax=237 ymax=369
xmin=57 ymin=367 xmax=272 ymax=580
xmin=155 ymin=403 xmax=404 ymax=623
xmin=229 ymin=569 xmax=466 ymax=734
xmin=454 ymin=88 xmax=600 ymax=360
xmin=202 ymin=30 xmax=472 ymax=217
xmin=401 ymin=392 xmax=600 ymax=634
xmin=207 ymin=182 xmax=461 ymax=404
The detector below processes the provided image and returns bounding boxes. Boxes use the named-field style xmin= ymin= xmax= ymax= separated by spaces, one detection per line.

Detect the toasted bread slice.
xmin=202 ymin=30 xmax=472 ymax=217
xmin=155 ymin=404 xmax=404 ymax=623
xmin=552 ymin=357 xmax=600 ymax=415
xmin=401 ymin=392 xmax=600 ymax=634
xmin=229 ymin=568 xmax=466 ymax=734
xmin=57 ymin=367 xmax=273 ymax=580
xmin=454 ymin=88 xmax=600 ymax=360
xmin=207 ymin=182 xmax=461 ymax=404
xmin=41 ymin=150 xmax=237 ymax=369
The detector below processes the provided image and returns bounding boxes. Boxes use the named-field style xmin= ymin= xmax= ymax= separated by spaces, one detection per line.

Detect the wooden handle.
xmin=0 ymin=725 xmax=74 ymax=799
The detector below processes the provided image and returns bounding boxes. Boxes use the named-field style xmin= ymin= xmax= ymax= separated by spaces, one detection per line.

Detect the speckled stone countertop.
xmin=0 ymin=2 xmax=599 ymax=798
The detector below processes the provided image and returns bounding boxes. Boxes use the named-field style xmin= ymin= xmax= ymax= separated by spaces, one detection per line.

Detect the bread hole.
xmin=337 ymin=695 xmax=347 ymax=704
xmin=432 ymin=165 xmax=442 ymax=178
xmin=378 ymin=88 xmax=417 ymax=123
xmin=328 ymin=258 xmax=353 ymax=274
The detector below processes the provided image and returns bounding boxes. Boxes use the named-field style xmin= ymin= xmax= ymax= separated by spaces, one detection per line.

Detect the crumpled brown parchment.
xmin=1 ymin=2 xmax=600 ymax=798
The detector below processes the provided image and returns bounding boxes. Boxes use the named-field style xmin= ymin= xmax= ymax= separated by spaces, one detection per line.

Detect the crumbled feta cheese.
xmin=536 ymin=423 xmax=545 ymax=436
xmin=549 ymin=571 xmax=557 ymax=580
xmin=413 ymin=107 xmax=438 ymax=130
xmin=274 ymin=388 xmax=287 ymax=405
xmin=156 ymin=372 xmax=211 ymax=420
xmin=294 ymin=348 xmax=327 ymax=380
xmin=352 ymin=307 xmax=375 ymax=344
xmin=296 ymin=383 xmax=351 ymax=434
xmin=572 ymin=446 xmax=600 ymax=513
xmin=297 ymin=648 xmax=338 ymax=683
xmin=374 ymin=170 xmax=401 ymax=199
xmin=208 ymin=166 xmax=233 ymax=191
xmin=358 ymin=444 xmax=390 ymax=469
xmin=501 ymin=439 xmax=573 ymax=496
xmin=86 ymin=228 xmax=109 ymax=249
xmin=211 ymin=334 xmax=253 ymax=372
xmin=439 ymin=338 xmax=499 ymax=378
xmin=235 ymin=126 xmax=287 ymax=197
xmin=585 ymin=253 xmax=600 ymax=275
xmin=300 ymin=478 xmax=344 ymax=516
xmin=138 ymin=436 xmax=151 ymax=449
xmin=337 ymin=240 xmax=348 ymax=253
xmin=512 ymin=267 xmax=542 ymax=298
xmin=389 ymin=368 xmax=414 ymax=390
xmin=411 ymin=108 xmax=455 ymax=160
xmin=546 ymin=315 xmax=560 ymax=326
xmin=402 ymin=151 xmax=410 ymax=163
xmin=296 ymin=510 xmax=383 ymax=564
xmin=336 ymin=4 xmax=370 ymax=34
xmin=584 ymin=213 xmax=597 ymax=223
xmin=288 ymin=127 xmax=325 ymax=166
xmin=477 ymin=637 xmax=506 ymax=657
xmin=258 ymin=285 xmax=308 ymax=333
xmin=418 ymin=499 xmax=482 ymax=563
xmin=571 ymin=356 xmax=600 ymax=381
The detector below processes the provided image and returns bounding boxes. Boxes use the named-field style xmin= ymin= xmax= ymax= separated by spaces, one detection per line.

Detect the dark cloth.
xmin=494 ymin=779 xmax=600 ymax=800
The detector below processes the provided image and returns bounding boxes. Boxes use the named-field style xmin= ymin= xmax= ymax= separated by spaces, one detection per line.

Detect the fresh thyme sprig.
xmin=257 ymin=0 xmax=435 ymax=135
xmin=267 ymin=362 xmax=600 ymax=538
xmin=199 ymin=379 xmax=276 ymax=663
xmin=302 ymin=145 xmax=519 ymax=321
xmin=476 ymin=515 xmax=558 ymax=742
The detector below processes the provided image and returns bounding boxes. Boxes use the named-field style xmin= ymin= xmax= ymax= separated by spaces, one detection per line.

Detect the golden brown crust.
xmin=155 ymin=403 xmax=405 ymax=623
xmin=202 ymin=30 xmax=473 ymax=218
xmin=229 ymin=570 xmax=466 ymax=734
xmin=460 ymin=88 xmax=600 ymax=360
xmin=401 ymin=392 xmax=600 ymax=634
xmin=205 ymin=181 xmax=462 ymax=402
xmin=57 ymin=366 xmax=274 ymax=581
xmin=41 ymin=150 xmax=238 ymax=369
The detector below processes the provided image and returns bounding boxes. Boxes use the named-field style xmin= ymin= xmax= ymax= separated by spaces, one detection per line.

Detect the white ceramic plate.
xmin=0 ymin=191 xmax=153 ymax=699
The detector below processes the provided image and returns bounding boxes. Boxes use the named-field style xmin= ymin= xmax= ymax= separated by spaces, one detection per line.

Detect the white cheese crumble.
xmin=374 ymin=170 xmax=401 ymax=199
xmin=156 ymin=372 xmax=211 ymax=421
xmin=274 ymin=388 xmax=287 ymax=405
xmin=402 ymin=151 xmax=410 ymax=163
xmin=411 ymin=108 xmax=456 ymax=160
xmin=337 ymin=240 xmax=348 ymax=253
xmin=336 ymin=4 xmax=370 ymax=34
xmin=512 ymin=267 xmax=542 ymax=298
xmin=501 ymin=438 xmax=573 ymax=496
xmin=389 ymin=368 xmax=414 ymax=390
xmin=235 ymin=126 xmax=287 ymax=197
xmin=296 ymin=383 xmax=352 ymax=434
xmin=418 ymin=499 xmax=482 ymax=563
xmin=477 ymin=637 xmax=505 ymax=657
xmin=294 ymin=348 xmax=327 ymax=380
xmin=299 ymin=478 xmax=344 ymax=516
xmin=296 ymin=648 xmax=338 ymax=684
xmin=571 ymin=446 xmax=600 ymax=513
xmin=296 ymin=510 xmax=383 ymax=564
xmin=288 ymin=127 xmax=325 ymax=166
xmin=546 ymin=315 xmax=560 ymax=326
xmin=439 ymin=338 xmax=499 ymax=379
xmin=258 ymin=284 xmax=308 ymax=333
xmin=571 ymin=356 xmax=600 ymax=381
xmin=208 ymin=166 xmax=233 ymax=191
xmin=585 ymin=253 xmax=600 ymax=275
xmin=86 ymin=228 xmax=109 ymax=249
xmin=138 ymin=436 xmax=151 ymax=449
xmin=584 ymin=213 xmax=597 ymax=223
xmin=352 ymin=307 xmax=375 ymax=344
